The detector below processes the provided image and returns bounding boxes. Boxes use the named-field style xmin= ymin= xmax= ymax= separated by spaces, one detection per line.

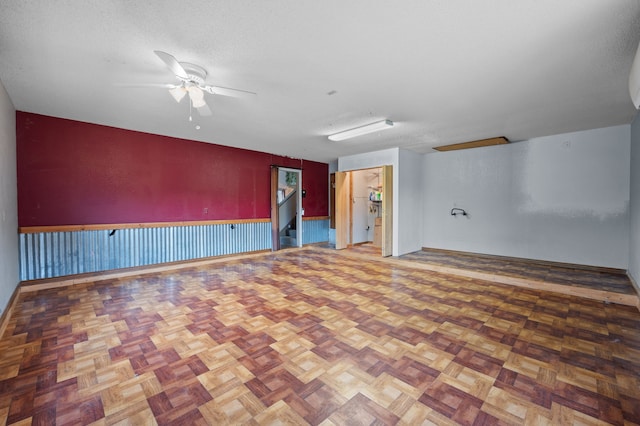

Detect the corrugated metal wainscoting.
xmin=19 ymin=222 xmax=272 ymax=281
xmin=302 ymin=217 xmax=330 ymax=245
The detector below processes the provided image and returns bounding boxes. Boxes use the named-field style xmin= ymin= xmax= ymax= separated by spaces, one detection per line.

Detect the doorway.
xmin=335 ymin=165 xmax=392 ymax=256
xmin=270 ymin=166 xmax=302 ymax=250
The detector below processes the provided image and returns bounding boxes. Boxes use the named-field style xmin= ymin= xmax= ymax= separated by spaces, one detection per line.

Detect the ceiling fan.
xmin=152 ymin=50 xmax=256 ymax=117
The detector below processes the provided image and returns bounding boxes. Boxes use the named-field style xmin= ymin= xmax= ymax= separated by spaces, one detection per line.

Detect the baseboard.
xmin=0 ymin=283 xmax=21 ymax=339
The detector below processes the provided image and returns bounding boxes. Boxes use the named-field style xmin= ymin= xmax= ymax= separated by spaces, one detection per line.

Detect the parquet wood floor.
xmin=1 ymin=246 xmax=640 ymax=425
xmin=332 ymin=243 xmax=635 ymax=296
xmin=327 ymin=243 xmax=638 ymax=306
xmin=400 ymin=248 xmax=635 ymax=296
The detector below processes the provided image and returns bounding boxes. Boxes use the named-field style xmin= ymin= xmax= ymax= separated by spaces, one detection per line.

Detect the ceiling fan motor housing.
xmin=178 ymin=63 xmax=207 ymax=85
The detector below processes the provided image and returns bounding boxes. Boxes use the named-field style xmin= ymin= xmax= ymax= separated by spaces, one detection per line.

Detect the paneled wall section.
xmin=19 ymin=218 xmax=329 ymax=281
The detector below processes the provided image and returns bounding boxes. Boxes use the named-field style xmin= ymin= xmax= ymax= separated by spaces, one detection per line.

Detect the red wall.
xmin=17 ymin=112 xmax=328 ymax=227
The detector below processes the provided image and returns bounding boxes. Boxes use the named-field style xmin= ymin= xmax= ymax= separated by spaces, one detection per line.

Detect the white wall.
xmin=422 ymin=125 xmax=630 ymax=269
xmin=629 ymin=113 xmax=640 ymax=286
xmin=0 ymin=78 xmax=18 ymax=315
xmin=398 ymin=149 xmax=423 ymax=255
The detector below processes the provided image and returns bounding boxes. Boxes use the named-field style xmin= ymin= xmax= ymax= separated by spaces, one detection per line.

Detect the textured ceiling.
xmin=1 ymin=0 xmax=639 ymax=163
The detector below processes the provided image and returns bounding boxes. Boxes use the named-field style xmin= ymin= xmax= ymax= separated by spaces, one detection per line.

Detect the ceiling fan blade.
xmin=154 ymin=50 xmax=189 ymax=79
xmin=201 ymin=84 xmax=256 ymax=98
xmin=114 ymin=83 xmax=178 ymax=89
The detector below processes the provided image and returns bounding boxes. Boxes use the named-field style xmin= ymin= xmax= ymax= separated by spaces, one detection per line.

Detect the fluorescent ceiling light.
xmin=328 ymin=119 xmax=394 ymax=141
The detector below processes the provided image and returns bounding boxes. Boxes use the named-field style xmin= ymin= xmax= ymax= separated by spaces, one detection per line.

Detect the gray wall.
xmin=629 ymin=112 xmax=640 ymax=285
xmin=398 ymin=149 xmax=423 ymax=255
xmin=0 ymin=78 xmax=18 ymax=315
xmin=422 ymin=125 xmax=630 ymax=269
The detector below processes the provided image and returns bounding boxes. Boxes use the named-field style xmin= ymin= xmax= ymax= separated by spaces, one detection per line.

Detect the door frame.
xmin=381 ymin=165 xmax=393 ymax=257
xmin=335 ymin=171 xmax=348 ymax=250
xmin=270 ymin=166 xmax=303 ymax=251
xmin=335 ymin=165 xmax=393 ymax=256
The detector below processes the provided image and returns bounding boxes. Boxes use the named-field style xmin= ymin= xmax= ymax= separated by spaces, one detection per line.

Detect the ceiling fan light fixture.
xmin=169 ymin=86 xmax=187 ymax=103
xmin=328 ymin=119 xmax=394 ymax=141
xmin=188 ymin=86 xmax=207 ymax=108
xmin=151 ymin=50 xmax=254 ymax=114
xmin=191 ymin=97 xmax=207 ymax=108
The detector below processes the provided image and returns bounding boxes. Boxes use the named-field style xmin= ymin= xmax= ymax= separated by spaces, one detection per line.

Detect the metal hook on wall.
xmin=450 ymin=208 xmax=467 ymax=217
